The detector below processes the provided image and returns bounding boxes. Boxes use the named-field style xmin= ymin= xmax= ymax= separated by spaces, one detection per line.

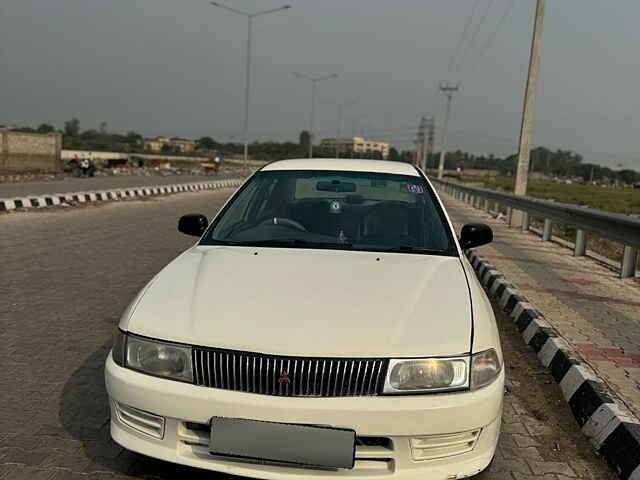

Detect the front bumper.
xmin=105 ymin=353 xmax=503 ymax=480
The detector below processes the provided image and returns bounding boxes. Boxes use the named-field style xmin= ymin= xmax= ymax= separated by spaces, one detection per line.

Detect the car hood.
xmin=124 ymin=246 xmax=472 ymax=358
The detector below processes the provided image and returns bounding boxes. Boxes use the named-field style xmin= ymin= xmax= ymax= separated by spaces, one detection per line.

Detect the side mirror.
xmin=460 ymin=223 xmax=493 ymax=249
xmin=178 ymin=214 xmax=209 ymax=237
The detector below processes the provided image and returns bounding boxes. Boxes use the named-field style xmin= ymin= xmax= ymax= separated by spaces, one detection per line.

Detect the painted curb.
xmin=465 ymin=248 xmax=640 ymax=480
xmin=0 ymin=179 xmax=244 ymax=212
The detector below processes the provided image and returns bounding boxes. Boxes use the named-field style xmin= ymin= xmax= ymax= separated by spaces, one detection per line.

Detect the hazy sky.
xmin=2 ymin=0 xmax=639 ymax=168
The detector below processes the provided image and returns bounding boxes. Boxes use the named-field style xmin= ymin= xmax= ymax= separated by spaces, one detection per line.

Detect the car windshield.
xmin=202 ymin=169 xmax=455 ymax=255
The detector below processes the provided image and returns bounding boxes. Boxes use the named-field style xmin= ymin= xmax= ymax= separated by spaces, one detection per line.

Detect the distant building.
xmin=1 ymin=130 xmax=62 ymax=172
xmin=320 ymin=137 xmax=390 ymax=159
xmin=144 ymin=136 xmax=196 ymax=153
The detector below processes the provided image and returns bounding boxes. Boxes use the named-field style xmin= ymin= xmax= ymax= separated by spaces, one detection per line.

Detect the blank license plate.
xmin=210 ymin=417 xmax=355 ymax=469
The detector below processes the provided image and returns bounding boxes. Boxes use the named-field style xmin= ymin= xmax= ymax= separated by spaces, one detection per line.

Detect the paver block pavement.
xmin=439 ymin=192 xmax=640 ymax=421
xmin=0 ymin=189 xmax=616 ymax=479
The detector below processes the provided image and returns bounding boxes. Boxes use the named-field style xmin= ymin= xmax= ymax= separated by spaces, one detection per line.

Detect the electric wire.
xmin=447 ymin=0 xmax=482 ymax=78
xmin=455 ymin=0 xmax=498 ymax=77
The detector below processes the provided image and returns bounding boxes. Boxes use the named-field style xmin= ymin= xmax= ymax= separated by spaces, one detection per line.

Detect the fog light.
xmin=410 ymin=429 xmax=481 ymax=461
xmin=114 ymin=401 xmax=165 ymax=439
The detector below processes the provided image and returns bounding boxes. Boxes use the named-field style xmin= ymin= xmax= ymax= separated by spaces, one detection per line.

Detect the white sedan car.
xmin=105 ymin=158 xmax=503 ymax=480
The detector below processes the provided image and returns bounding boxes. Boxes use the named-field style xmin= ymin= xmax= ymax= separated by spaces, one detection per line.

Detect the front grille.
xmin=193 ymin=348 xmax=388 ymax=397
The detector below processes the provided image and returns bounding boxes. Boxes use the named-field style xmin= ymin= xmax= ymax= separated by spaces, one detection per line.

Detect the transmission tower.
xmin=438 ymin=83 xmax=460 ymax=179
xmin=426 ymin=116 xmax=435 ymax=169
xmin=417 ymin=116 xmax=427 ymax=169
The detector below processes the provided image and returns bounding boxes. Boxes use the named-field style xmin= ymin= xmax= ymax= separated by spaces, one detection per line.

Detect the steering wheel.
xmin=260 ymin=217 xmax=308 ymax=232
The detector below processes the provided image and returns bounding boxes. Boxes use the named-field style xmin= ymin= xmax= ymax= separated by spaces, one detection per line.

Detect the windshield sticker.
xmin=406 ymin=184 xmax=425 ymax=194
xmin=329 ymin=200 xmax=342 ymax=214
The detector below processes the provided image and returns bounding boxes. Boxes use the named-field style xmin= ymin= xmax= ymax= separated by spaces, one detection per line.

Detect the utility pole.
xmin=292 ymin=72 xmax=338 ymax=158
xmin=546 ymin=149 xmax=551 ymax=175
xmin=426 ymin=116 xmax=435 ymax=170
xmin=336 ymin=100 xmax=356 ymax=158
xmin=351 ymin=118 xmax=357 ymax=158
xmin=209 ymin=2 xmax=291 ymax=171
xmin=511 ymin=0 xmax=546 ymax=227
xmin=416 ymin=116 xmax=426 ymax=169
xmin=336 ymin=104 xmax=344 ymax=158
xmin=438 ymin=83 xmax=459 ymax=179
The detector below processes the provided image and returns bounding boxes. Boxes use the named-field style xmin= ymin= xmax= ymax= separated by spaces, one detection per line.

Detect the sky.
xmin=1 ymin=0 xmax=639 ymax=169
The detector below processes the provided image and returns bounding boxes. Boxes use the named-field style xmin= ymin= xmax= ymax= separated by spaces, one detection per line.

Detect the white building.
xmin=320 ymin=137 xmax=390 ymax=159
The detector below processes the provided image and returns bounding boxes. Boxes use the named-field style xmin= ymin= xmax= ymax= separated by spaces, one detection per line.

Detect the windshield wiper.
xmin=382 ymin=245 xmax=448 ymax=255
xmin=217 ymin=239 xmax=353 ymax=249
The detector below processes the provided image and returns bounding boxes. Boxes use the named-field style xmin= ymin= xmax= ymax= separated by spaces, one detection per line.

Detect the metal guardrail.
xmin=431 ymin=178 xmax=640 ymax=279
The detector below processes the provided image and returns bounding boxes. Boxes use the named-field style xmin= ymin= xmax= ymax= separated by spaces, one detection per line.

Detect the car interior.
xmin=225 ymin=174 xmax=450 ymax=249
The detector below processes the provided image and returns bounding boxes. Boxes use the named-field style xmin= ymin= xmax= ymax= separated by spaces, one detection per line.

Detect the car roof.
xmin=262 ymin=158 xmax=420 ymax=177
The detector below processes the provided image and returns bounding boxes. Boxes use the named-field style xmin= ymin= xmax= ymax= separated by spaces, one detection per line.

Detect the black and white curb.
xmin=466 ymin=249 xmax=640 ymax=480
xmin=0 ymin=179 xmax=243 ymax=212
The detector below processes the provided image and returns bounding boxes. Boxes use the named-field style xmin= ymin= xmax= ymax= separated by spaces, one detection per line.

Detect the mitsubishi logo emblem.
xmin=278 ymin=371 xmax=290 ymax=383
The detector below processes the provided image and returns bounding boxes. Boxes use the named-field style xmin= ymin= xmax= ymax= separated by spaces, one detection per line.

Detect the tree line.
xmin=7 ymin=120 xmax=638 ymax=185
xmin=425 ymin=147 xmax=640 ymax=185
xmin=7 ymin=121 xmax=410 ymax=161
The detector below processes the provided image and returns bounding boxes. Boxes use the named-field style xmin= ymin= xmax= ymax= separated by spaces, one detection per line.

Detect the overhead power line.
xmin=447 ymin=0 xmax=482 ymax=78
xmin=456 ymin=0 xmax=497 ymax=76
xmin=477 ymin=0 xmax=515 ymax=59
xmin=461 ymin=0 xmax=516 ymax=80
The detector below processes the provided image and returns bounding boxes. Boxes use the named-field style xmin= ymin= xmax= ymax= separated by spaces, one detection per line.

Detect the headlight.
xmin=123 ymin=334 xmax=193 ymax=383
xmin=383 ymin=357 xmax=470 ymax=394
xmin=471 ymin=349 xmax=501 ymax=390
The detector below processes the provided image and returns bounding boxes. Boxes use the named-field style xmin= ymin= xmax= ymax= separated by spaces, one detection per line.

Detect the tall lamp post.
xmin=292 ymin=72 xmax=338 ymax=158
xmin=210 ymin=2 xmax=291 ymax=170
xmin=336 ymin=100 xmax=357 ymax=158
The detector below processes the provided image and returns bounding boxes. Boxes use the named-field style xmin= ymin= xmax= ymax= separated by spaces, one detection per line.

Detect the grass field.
xmin=463 ymin=176 xmax=640 ymax=215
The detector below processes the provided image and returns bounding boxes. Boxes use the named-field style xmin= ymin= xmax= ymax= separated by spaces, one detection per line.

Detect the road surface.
xmin=0 ymin=190 xmax=614 ymax=479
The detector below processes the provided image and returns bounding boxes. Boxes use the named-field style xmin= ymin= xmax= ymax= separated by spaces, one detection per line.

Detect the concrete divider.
xmin=466 ymin=248 xmax=640 ymax=480
xmin=0 ymin=178 xmax=245 ymax=212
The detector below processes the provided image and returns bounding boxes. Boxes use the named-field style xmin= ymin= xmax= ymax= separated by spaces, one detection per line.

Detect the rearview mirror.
xmin=460 ymin=223 xmax=493 ymax=249
xmin=317 ymin=180 xmax=356 ymax=193
xmin=179 ymin=214 xmax=209 ymax=237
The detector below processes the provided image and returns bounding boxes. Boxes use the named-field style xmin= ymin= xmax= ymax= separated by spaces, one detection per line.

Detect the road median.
xmin=0 ymin=178 xmax=244 ymax=212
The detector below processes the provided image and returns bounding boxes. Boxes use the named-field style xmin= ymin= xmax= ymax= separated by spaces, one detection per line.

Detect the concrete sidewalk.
xmin=441 ymin=192 xmax=640 ymax=422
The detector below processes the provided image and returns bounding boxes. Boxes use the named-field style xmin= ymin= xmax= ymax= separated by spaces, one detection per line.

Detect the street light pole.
xmin=336 ymin=100 xmax=356 ymax=158
xmin=243 ymin=15 xmax=253 ymax=168
xmin=336 ymin=103 xmax=343 ymax=158
xmin=210 ymin=2 xmax=291 ymax=171
xmin=310 ymin=80 xmax=317 ymax=159
xmin=292 ymin=72 xmax=338 ymax=158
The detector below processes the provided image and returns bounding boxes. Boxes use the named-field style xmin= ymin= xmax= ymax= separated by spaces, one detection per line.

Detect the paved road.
xmin=0 ymin=191 xmax=614 ymax=479
xmin=0 ymin=171 xmax=241 ymax=199
xmin=440 ymin=190 xmax=640 ymax=421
